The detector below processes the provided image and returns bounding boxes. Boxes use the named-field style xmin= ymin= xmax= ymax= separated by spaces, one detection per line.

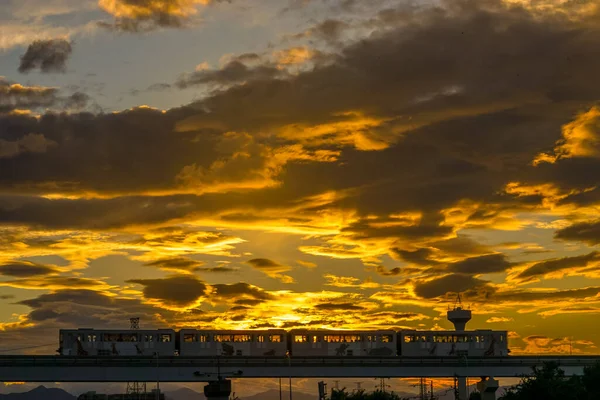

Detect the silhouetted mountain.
xmin=165 ymin=387 xmax=206 ymax=400
xmin=240 ymin=389 xmax=315 ymax=400
xmin=164 ymin=387 xmax=316 ymax=400
xmin=0 ymin=386 xmax=75 ymax=400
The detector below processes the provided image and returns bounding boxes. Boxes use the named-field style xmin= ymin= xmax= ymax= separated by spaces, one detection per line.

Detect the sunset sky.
xmin=1 ymin=0 xmax=600 ymax=372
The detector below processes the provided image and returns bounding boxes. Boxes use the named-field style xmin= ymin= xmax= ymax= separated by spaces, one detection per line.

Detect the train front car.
xmin=177 ymin=329 xmax=287 ymax=357
xmin=289 ymin=330 xmax=397 ymax=357
xmin=58 ymin=328 xmax=177 ymax=356
xmin=399 ymin=329 xmax=509 ymax=357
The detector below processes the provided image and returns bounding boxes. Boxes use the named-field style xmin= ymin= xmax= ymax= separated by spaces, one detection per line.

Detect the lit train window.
xmin=381 ymin=335 xmax=393 ymax=343
xmin=233 ymin=335 xmax=252 ymax=342
xmin=87 ymin=335 xmax=97 ymax=342
xmin=257 ymin=335 xmax=265 ymax=343
xmin=160 ymin=334 xmax=171 ymax=342
xmin=184 ymin=334 xmax=196 ymax=342
xmin=294 ymin=335 xmax=308 ymax=343
xmin=344 ymin=335 xmax=362 ymax=342
xmin=404 ymin=336 xmax=411 ymax=343
xmin=269 ymin=335 xmax=282 ymax=342
xmin=500 ymin=335 xmax=504 ymax=342
xmin=324 ymin=335 xmax=342 ymax=343
xmin=367 ymin=335 xmax=376 ymax=342
xmin=213 ymin=335 xmax=231 ymax=342
xmin=145 ymin=335 xmax=154 ymax=342
xmin=199 ymin=335 xmax=208 ymax=342
xmin=312 ymin=336 xmax=321 ymax=343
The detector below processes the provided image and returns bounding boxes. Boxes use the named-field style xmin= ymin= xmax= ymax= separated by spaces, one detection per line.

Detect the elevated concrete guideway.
xmin=0 ymin=355 xmax=598 ymax=382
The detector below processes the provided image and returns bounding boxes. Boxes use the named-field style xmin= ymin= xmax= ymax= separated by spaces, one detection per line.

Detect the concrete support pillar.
xmin=204 ymin=379 xmax=231 ymax=400
xmin=458 ymin=377 xmax=468 ymax=400
xmin=476 ymin=377 xmax=499 ymax=400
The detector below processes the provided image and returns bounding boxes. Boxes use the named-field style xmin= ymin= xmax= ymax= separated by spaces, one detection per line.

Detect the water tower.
xmin=447 ymin=293 xmax=471 ymax=331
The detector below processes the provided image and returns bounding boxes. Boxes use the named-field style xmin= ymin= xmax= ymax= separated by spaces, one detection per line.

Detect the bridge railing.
xmin=0 ymin=355 xmax=598 ymax=367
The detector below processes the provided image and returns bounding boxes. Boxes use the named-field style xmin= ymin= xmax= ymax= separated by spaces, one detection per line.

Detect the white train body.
xmin=288 ymin=329 xmax=397 ymax=357
xmin=58 ymin=328 xmax=509 ymax=358
xmin=60 ymin=329 xmax=177 ymax=356
xmin=399 ymin=330 xmax=508 ymax=357
xmin=178 ymin=329 xmax=288 ymax=357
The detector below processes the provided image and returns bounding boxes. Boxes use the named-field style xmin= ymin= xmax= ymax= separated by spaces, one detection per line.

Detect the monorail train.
xmin=58 ymin=328 xmax=509 ymax=358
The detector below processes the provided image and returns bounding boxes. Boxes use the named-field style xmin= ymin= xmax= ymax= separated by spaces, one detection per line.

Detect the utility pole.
xmin=287 ymin=351 xmax=292 ymax=400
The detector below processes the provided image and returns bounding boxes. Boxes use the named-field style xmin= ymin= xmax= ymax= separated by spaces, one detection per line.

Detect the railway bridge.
xmin=1 ymin=355 xmax=599 ymax=400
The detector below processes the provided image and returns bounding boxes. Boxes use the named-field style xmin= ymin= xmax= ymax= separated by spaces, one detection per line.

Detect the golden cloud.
xmin=273 ymin=46 xmax=318 ymax=67
xmin=534 ymin=107 xmax=600 ymax=165
xmin=98 ymin=0 xmax=214 ymax=30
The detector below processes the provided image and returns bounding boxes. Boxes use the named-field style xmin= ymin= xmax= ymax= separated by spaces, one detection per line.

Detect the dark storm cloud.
xmin=375 ymin=265 xmax=402 ymax=276
xmin=314 ymin=302 xmax=365 ymax=311
xmin=448 ymin=253 xmax=513 ymax=275
xmin=495 ymin=286 xmax=600 ymax=302
xmin=234 ymin=298 xmax=263 ymax=306
xmin=555 ymin=221 xmax=600 ymax=245
xmin=0 ymin=79 xmax=57 ymax=112
xmin=176 ymin=60 xmax=287 ymax=89
xmin=144 ymin=257 xmax=204 ymax=272
xmin=246 ymin=258 xmax=288 ymax=270
xmin=18 ymin=289 xmax=112 ymax=309
xmin=0 ymin=261 xmax=58 ymax=277
xmin=304 ymin=19 xmax=350 ymax=43
xmin=145 ymin=257 xmax=237 ymax=274
xmin=0 ymin=79 xmax=87 ymax=114
xmin=16 ymin=289 xmax=180 ymax=327
xmin=127 ymin=275 xmax=207 ymax=307
xmin=0 ymin=106 xmax=216 ymax=197
xmin=198 ymin=266 xmax=239 ymax=273
xmin=0 ymin=276 xmax=108 ymax=290
xmin=517 ymin=252 xmax=600 ymax=280
xmin=343 ymin=213 xmax=453 ymax=241
xmin=391 ymin=248 xmax=438 ymax=265
xmin=212 ymin=282 xmax=274 ymax=301
xmin=18 ymin=39 xmax=73 ymax=74
xmin=430 ymin=236 xmax=491 ymax=256
xmin=0 ymin=133 xmax=56 ymax=159
xmin=0 ymin=194 xmax=200 ymax=229
xmin=246 ymin=258 xmax=293 ymax=282
xmin=1 ymin=0 xmax=600 ymax=237
xmin=414 ymin=274 xmax=490 ymax=299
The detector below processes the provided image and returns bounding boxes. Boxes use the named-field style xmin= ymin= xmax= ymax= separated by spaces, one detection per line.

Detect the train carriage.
xmin=288 ymin=330 xmax=397 ymax=357
xmin=177 ymin=329 xmax=287 ymax=357
xmin=399 ymin=329 xmax=508 ymax=357
xmin=59 ymin=328 xmax=177 ymax=356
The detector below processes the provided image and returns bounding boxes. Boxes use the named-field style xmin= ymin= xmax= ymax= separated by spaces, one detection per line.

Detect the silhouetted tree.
xmin=468 ymin=391 xmax=482 ymax=400
xmin=582 ymin=362 xmax=600 ymax=400
xmin=499 ymin=362 xmax=600 ymax=400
